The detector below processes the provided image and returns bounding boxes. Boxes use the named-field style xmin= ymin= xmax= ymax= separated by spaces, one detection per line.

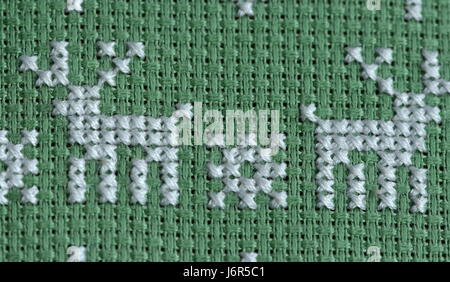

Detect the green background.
xmin=0 ymin=0 xmax=449 ymax=261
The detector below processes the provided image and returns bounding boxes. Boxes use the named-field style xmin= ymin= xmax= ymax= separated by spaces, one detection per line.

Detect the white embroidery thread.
xmin=405 ymin=0 xmax=422 ymax=21
xmin=241 ymin=252 xmax=258 ymax=262
xmin=20 ymin=41 xmax=192 ymax=206
xmin=67 ymin=0 xmax=84 ymax=12
xmin=236 ymin=0 xmax=255 ymax=17
xmin=207 ymin=134 xmax=287 ymax=209
xmin=20 ymin=41 xmax=69 ymax=87
xmin=0 ymin=130 xmax=39 ymax=205
xmin=67 ymin=246 xmax=86 ymax=262
xmin=301 ymin=46 xmax=444 ymax=213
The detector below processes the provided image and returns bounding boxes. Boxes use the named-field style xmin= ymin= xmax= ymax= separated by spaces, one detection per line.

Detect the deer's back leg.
xmin=347 ymin=163 xmax=366 ymax=210
xmin=316 ymin=148 xmax=351 ymax=210
xmin=376 ymin=151 xmax=412 ymax=210
xmin=142 ymin=147 xmax=179 ymax=206
xmin=409 ymin=166 xmax=427 ymax=213
xmin=97 ymin=152 xmax=118 ymax=203
xmin=68 ymin=144 xmax=118 ymax=203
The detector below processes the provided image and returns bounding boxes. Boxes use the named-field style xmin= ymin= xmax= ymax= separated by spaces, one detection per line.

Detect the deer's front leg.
xmin=85 ymin=144 xmax=118 ymax=203
xmin=68 ymin=157 xmax=87 ymax=203
xmin=376 ymin=152 xmax=402 ymax=211
xmin=409 ymin=166 xmax=427 ymax=213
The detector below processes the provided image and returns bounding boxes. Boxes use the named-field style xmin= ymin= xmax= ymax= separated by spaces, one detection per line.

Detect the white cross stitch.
xmin=207 ymin=134 xmax=288 ymax=209
xmin=67 ymin=0 xmax=83 ymax=12
xmin=20 ymin=41 xmax=192 ymax=205
xmin=0 ymin=130 xmax=39 ymax=204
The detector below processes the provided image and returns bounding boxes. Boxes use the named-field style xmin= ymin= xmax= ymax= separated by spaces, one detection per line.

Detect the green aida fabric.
xmin=1 ymin=0 xmax=450 ymax=262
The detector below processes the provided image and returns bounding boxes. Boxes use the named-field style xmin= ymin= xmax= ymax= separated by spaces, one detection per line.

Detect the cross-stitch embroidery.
xmin=20 ymin=41 xmax=192 ymax=205
xmin=301 ymin=47 xmax=444 ymax=213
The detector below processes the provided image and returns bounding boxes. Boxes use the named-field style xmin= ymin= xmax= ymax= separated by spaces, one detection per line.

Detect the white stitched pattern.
xmin=130 ymin=159 xmax=148 ymax=205
xmin=97 ymin=41 xmax=116 ymax=57
xmin=409 ymin=167 xmax=427 ymax=213
xmin=67 ymin=0 xmax=83 ymax=12
xmin=301 ymin=46 xmax=444 ymax=212
xmin=207 ymin=134 xmax=287 ymax=209
xmin=19 ymin=55 xmax=38 ymax=72
xmin=68 ymin=0 xmax=262 ymax=17
xmin=20 ymin=41 xmax=69 ymax=87
xmin=240 ymin=252 xmax=258 ymax=262
xmin=68 ymin=157 xmax=86 ymax=203
xmin=20 ymin=41 xmax=191 ymax=206
xmin=67 ymin=246 xmax=86 ymax=262
xmin=236 ymin=0 xmax=255 ymax=17
xmin=126 ymin=42 xmax=146 ymax=59
xmin=0 ymin=130 xmax=39 ymax=205
xmin=21 ymin=186 xmax=39 ymax=205
xmin=405 ymin=0 xmax=422 ymax=21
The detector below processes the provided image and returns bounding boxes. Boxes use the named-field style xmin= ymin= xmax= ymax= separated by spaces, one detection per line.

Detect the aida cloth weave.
xmin=1 ymin=0 xmax=450 ymax=262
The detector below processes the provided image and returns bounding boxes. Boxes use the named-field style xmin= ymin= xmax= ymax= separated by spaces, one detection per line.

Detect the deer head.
xmin=19 ymin=41 xmax=145 ymax=117
xmin=345 ymin=47 xmax=443 ymax=124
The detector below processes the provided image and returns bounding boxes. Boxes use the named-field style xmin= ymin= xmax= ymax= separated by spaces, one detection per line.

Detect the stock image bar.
xmin=0 ymin=0 xmax=446 ymax=276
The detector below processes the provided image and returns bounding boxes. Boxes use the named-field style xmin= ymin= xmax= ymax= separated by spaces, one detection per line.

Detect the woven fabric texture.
xmin=1 ymin=0 xmax=449 ymax=262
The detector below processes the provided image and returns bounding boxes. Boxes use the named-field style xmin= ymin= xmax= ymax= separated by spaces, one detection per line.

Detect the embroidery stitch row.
xmin=0 ymin=130 xmax=39 ymax=205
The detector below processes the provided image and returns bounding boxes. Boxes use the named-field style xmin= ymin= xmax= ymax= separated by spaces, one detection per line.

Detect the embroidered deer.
xmin=301 ymin=47 xmax=446 ymax=213
xmin=19 ymin=41 xmax=192 ymax=206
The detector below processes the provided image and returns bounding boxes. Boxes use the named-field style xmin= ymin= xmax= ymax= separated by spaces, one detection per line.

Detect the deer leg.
xmin=68 ymin=157 xmax=87 ymax=203
xmin=316 ymin=148 xmax=337 ymax=210
xmin=347 ymin=163 xmax=366 ymax=210
xmin=377 ymin=153 xmax=398 ymax=210
xmin=145 ymin=147 xmax=179 ymax=206
xmin=84 ymin=144 xmax=118 ymax=203
xmin=130 ymin=159 xmax=149 ymax=205
xmin=160 ymin=161 xmax=179 ymax=206
xmin=409 ymin=166 xmax=427 ymax=213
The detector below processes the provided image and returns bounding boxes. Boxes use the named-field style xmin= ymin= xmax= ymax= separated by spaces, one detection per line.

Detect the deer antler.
xmin=19 ymin=41 xmax=145 ymax=89
xmin=96 ymin=41 xmax=145 ymax=88
xmin=20 ymin=41 xmax=69 ymax=87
